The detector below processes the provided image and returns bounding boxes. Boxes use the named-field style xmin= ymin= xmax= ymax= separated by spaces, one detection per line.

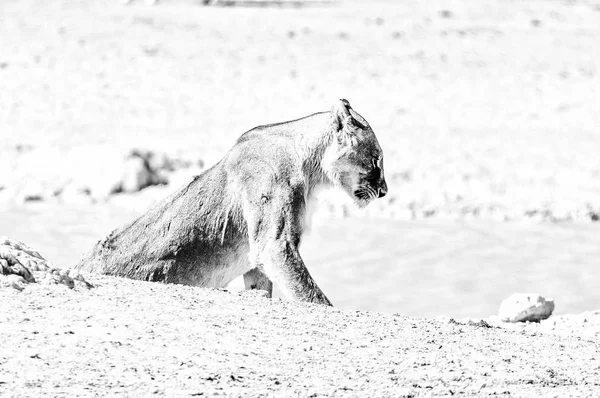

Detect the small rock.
xmin=116 ymin=151 xmax=169 ymax=194
xmin=2 ymin=274 xmax=28 ymax=291
xmin=439 ymin=10 xmax=453 ymax=19
xmin=473 ymin=382 xmax=486 ymax=391
xmin=147 ymin=152 xmax=175 ymax=172
xmin=467 ymin=319 xmax=493 ymax=328
xmin=0 ymin=258 xmax=9 ymax=274
xmin=16 ymin=179 xmax=46 ymax=202
xmin=68 ymin=268 xmax=81 ymax=279
xmin=120 ymin=156 xmax=153 ymax=193
xmin=498 ymin=293 xmax=555 ymax=323
xmin=59 ymin=274 xmax=75 ymax=289
xmin=0 ymin=251 xmax=35 ymax=283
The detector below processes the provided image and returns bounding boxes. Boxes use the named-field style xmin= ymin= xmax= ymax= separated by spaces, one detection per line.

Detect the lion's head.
xmin=322 ymin=99 xmax=388 ymax=208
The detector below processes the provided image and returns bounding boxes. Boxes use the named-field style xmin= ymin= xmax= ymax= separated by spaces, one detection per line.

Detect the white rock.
xmin=121 ymin=156 xmax=153 ymax=193
xmin=68 ymin=268 xmax=81 ymax=280
xmin=498 ymin=293 xmax=555 ymax=323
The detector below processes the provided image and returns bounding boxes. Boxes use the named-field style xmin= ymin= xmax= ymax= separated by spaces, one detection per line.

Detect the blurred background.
xmin=1 ymin=0 xmax=599 ymax=317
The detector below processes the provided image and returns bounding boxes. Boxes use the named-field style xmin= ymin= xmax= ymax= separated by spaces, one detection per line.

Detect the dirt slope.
xmin=1 ymin=275 xmax=599 ymax=397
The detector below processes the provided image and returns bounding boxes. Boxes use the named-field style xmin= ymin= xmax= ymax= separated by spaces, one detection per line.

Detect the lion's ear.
xmin=331 ymin=99 xmax=357 ymax=145
xmin=331 ymin=99 xmax=352 ymax=129
xmin=331 ymin=99 xmax=359 ymax=145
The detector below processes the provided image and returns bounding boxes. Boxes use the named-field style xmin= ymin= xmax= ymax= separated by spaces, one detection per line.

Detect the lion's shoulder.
xmin=221 ymin=113 xmax=334 ymax=201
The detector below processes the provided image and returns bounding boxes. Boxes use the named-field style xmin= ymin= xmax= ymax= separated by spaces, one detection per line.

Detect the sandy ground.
xmin=2 ymin=276 xmax=600 ymax=397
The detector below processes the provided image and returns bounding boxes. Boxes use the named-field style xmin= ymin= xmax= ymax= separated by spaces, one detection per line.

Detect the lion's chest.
xmin=169 ymin=229 xmax=252 ymax=288
xmin=302 ymin=184 xmax=334 ymax=233
xmin=202 ymin=248 xmax=252 ymax=288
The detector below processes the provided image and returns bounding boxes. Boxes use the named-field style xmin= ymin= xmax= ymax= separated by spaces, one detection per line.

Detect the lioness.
xmin=76 ymin=99 xmax=387 ymax=306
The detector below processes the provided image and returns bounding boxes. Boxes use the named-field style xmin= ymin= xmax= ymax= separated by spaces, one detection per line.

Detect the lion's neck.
xmin=293 ymin=113 xmax=336 ymax=197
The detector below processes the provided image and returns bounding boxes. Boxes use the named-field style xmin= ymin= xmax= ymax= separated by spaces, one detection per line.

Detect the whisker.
xmin=361 ymin=185 xmax=375 ymax=200
xmin=354 ymin=187 xmax=369 ymax=200
xmin=367 ymin=185 xmax=377 ymax=199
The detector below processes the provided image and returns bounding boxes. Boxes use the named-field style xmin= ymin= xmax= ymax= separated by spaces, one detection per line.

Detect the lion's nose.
xmin=378 ymin=183 xmax=387 ymax=198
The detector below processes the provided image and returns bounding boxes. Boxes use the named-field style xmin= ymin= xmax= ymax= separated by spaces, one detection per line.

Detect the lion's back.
xmin=226 ymin=128 xmax=305 ymax=191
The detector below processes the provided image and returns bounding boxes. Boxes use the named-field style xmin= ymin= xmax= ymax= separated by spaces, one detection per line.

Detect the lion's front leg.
xmin=243 ymin=267 xmax=273 ymax=298
xmin=259 ymin=240 xmax=332 ymax=306
xmin=244 ymin=188 xmax=332 ymax=307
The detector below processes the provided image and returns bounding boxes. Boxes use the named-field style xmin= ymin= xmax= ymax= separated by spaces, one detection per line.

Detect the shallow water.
xmin=1 ymin=202 xmax=598 ymax=318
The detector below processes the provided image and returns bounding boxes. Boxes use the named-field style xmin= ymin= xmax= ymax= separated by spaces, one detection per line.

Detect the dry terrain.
xmin=2 ymin=276 xmax=600 ymax=397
